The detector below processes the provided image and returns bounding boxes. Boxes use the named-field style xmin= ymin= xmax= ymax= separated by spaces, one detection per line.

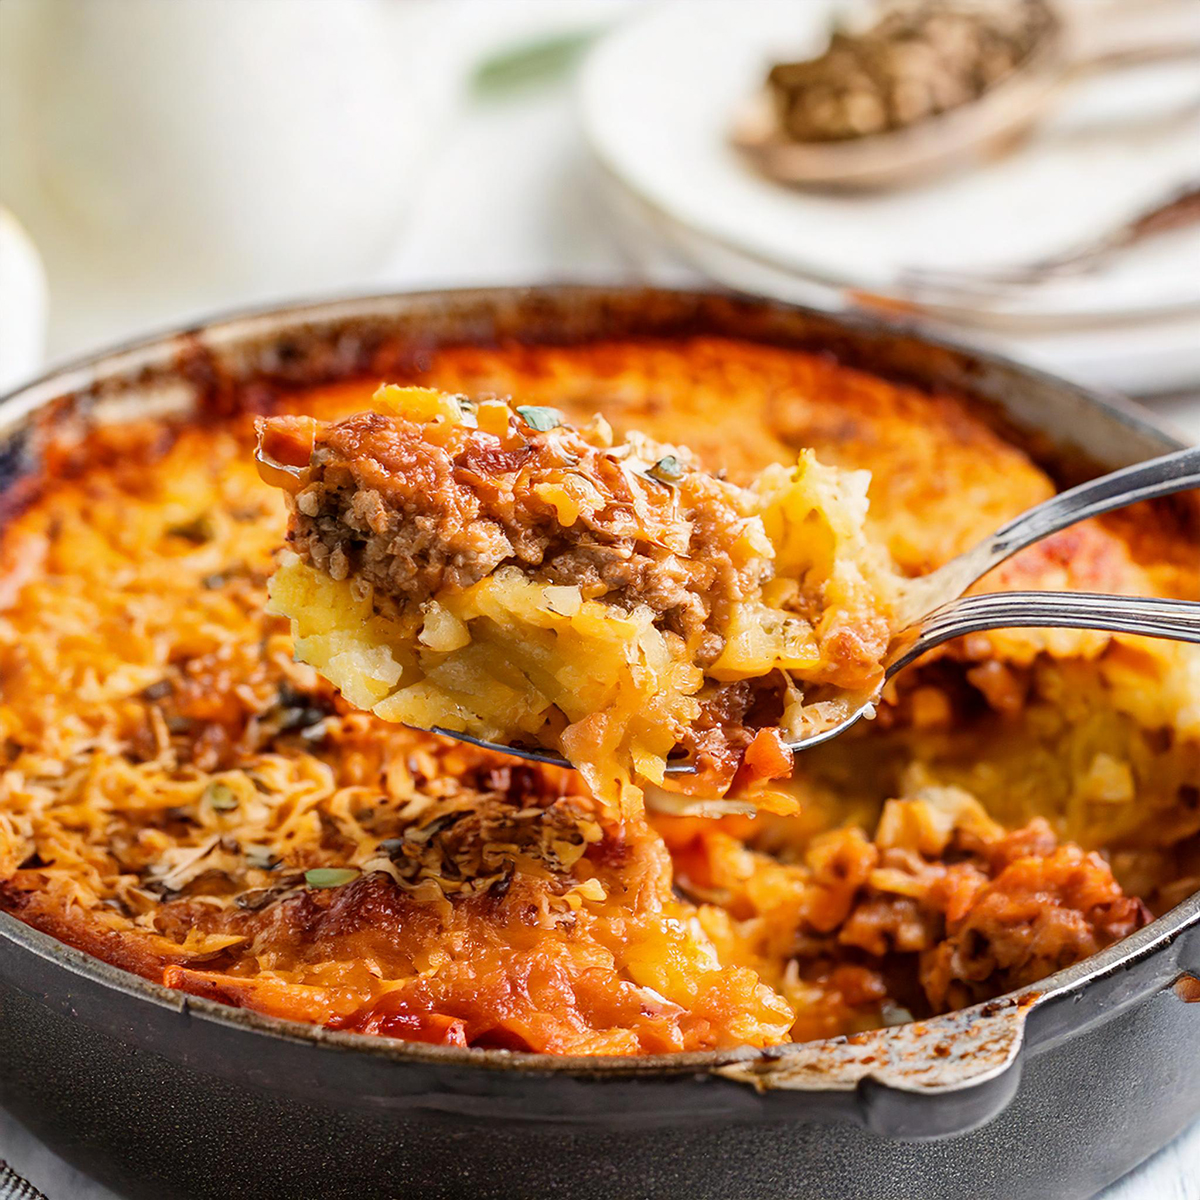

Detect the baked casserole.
xmin=1 ymin=337 xmax=1196 ymax=1054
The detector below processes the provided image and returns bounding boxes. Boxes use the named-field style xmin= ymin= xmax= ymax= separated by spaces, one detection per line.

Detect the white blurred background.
xmin=0 ymin=0 xmax=634 ymax=364
xmin=1 ymin=0 xmax=1198 ymax=445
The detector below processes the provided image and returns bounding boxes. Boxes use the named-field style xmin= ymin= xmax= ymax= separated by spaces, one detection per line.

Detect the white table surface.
xmin=1 ymin=2 xmax=1197 ymax=1195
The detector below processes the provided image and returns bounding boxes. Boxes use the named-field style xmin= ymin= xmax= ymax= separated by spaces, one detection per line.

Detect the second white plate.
xmin=579 ymin=0 xmax=1200 ymax=325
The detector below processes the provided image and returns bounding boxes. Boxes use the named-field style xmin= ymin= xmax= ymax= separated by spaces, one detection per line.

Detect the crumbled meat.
xmin=919 ymin=828 xmax=1150 ymax=1010
xmin=259 ymin=404 xmax=768 ymax=646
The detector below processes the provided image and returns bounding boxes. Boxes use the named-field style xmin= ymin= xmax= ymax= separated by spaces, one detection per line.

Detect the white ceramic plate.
xmin=593 ymin=157 xmax=1200 ymax=400
xmin=579 ymin=0 xmax=1200 ymax=324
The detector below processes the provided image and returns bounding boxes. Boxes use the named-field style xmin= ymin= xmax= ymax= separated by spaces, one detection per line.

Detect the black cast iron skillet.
xmin=0 ymin=287 xmax=1197 ymax=1200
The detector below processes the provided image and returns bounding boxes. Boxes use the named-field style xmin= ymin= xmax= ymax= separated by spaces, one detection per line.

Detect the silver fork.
xmin=430 ymin=443 xmax=1200 ymax=768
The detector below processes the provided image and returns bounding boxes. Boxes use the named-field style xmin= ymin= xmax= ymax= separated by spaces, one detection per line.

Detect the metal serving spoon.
xmin=429 ymin=443 xmax=1200 ymax=770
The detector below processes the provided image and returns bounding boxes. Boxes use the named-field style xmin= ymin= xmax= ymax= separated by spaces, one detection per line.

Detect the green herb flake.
xmin=648 ymin=455 xmax=684 ymax=484
xmin=515 ymin=405 xmax=563 ymax=432
xmin=203 ymin=782 xmax=238 ymax=811
xmin=304 ymin=867 xmax=359 ymax=889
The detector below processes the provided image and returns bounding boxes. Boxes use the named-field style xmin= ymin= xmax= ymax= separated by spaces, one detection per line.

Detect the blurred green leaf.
xmin=471 ymin=28 xmax=602 ymax=98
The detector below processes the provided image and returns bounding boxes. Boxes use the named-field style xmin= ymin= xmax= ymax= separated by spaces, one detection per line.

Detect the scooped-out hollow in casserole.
xmin=257 ymin=386 xmax=901 ymax=817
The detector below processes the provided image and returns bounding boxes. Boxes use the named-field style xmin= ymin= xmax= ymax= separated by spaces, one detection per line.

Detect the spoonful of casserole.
xmin=257 ymin=385 xmax=1200 ymax=818
xmin=257 ymin=386 xmax=902 ymax=817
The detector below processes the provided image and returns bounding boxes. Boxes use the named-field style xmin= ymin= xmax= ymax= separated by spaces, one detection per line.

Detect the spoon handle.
xmin=989 ymin=443 xmax=1200 ymax=558
xmin=917 ymin=590 xmax=1200 ymax=655
xmin=899 ymin=444 xmax=1200 ymax=622
xmin=886 ymin=590 xmax=1200 ymax=682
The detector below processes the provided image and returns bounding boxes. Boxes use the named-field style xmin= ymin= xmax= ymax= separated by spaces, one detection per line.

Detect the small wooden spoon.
xmin=733 ymin=0 xmax=1200 ymax=191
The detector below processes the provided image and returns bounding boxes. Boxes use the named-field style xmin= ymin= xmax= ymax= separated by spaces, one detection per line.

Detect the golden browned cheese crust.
xmin=1 ymin=337 xmax=1196 ymax=1055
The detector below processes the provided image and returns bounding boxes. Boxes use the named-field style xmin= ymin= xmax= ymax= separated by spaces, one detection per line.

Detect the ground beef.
xmin=918 ymin=828 xmax=1150 ymax=1011
xmin=258 ymin=403 xmax=770 ymax=646
xmin=831 ymin=814 xmax=1149 ymax=1014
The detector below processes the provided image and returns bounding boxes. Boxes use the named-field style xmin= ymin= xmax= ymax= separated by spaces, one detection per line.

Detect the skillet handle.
xmin=716 ymin=996 xmax=1032 ymax=1140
